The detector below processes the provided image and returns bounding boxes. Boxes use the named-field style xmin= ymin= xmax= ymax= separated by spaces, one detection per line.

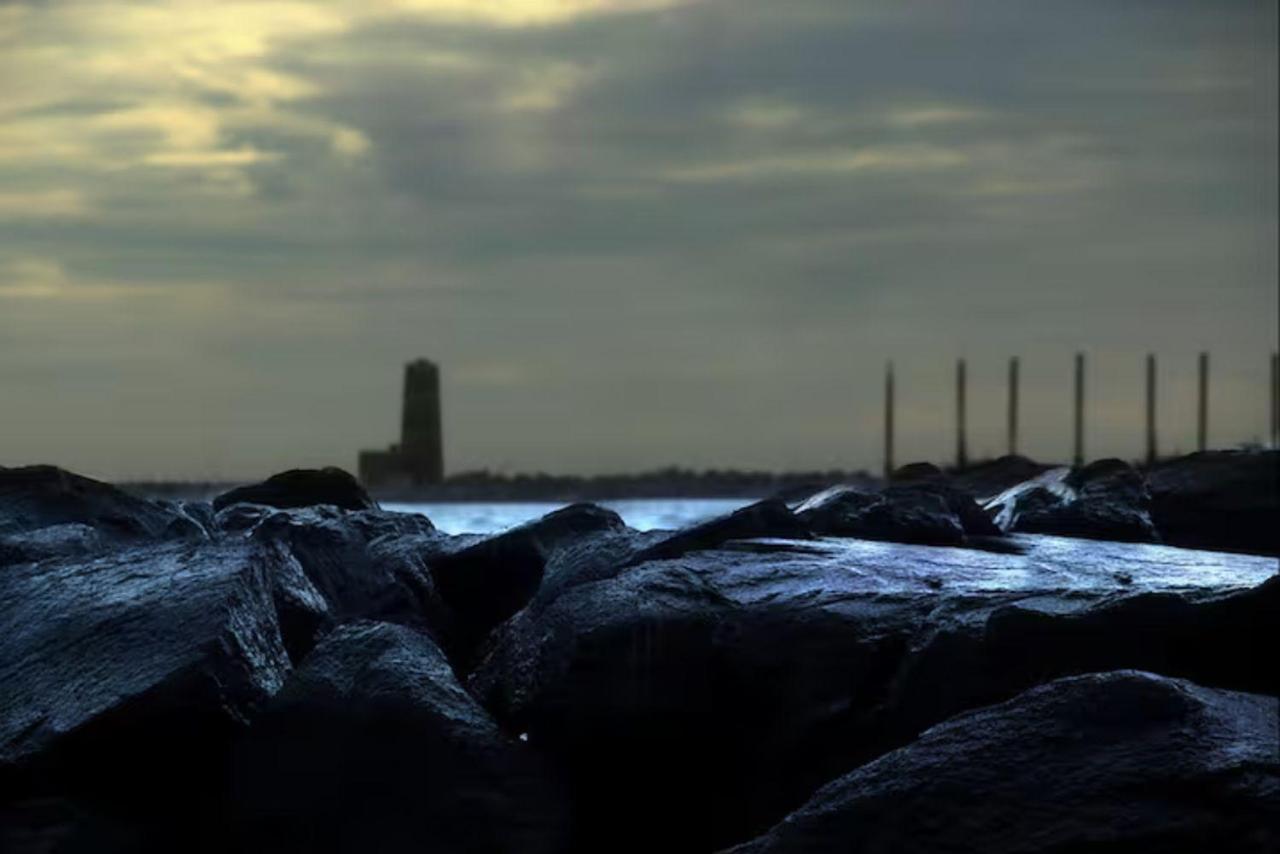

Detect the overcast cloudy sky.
xmin=1 ymin=0 xmax=1276 ymax=480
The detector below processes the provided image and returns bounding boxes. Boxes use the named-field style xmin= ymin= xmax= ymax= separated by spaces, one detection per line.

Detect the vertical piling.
xmin=956 ymin=358 xmax=968 ymax=470
xmin=1271 ymin=352 xmax=1278 ymax=449
xmin=1145 ymin=354 xmax=1157 ymax=466
xmin=884 ymin=361 xmax=895 ymax=480
xmin=1073 ymin=352 xmax=1085 ymax=467
xmin=1197 ymin=351 xmax=1209 ymax=452
xmin=1007 ymin=357 xmax=1019 ymax=457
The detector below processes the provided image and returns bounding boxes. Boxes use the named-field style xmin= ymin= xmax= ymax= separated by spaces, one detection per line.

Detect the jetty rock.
xmin=231 ymin=621 xmax=568 ymax=854
xmin=0 ymin=465 xmax=203 ymax=565
xmin=726 ymin=671 xmax=1279 ymax=854
xmin=212 ymin=467 xmax=377 ymax=513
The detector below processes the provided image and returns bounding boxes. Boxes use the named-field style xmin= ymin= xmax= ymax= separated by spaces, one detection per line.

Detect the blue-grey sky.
xmin=1 ymin=0 xmax=1276 ymax=480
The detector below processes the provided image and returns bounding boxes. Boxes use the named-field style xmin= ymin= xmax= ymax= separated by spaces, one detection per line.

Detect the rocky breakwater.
xmin=1 ymin=454 xmax=1277 ymax=854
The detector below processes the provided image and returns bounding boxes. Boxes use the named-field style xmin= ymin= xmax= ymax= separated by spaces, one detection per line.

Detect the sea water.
xmin=381 ymin=497 xmax=753 ymax=535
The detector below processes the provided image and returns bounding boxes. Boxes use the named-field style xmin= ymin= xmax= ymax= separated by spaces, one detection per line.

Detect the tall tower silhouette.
xmin=401 ymin=359 xmax=443 ymax=484
xmin=359 ymin=359 xmax=445 ymax=487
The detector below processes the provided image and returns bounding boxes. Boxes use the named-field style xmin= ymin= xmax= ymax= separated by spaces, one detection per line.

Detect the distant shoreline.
xmin=118 ymin=467 xmax=879 ymax=504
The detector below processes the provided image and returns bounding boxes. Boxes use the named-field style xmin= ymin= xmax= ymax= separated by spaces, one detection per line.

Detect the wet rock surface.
xmin=470 ymin=535 xmax=1277 ymax=852
xmin=797 ymin=482 xmax=999 ymax=548
xmin=426 ymin=503 xmax=626 ymax=660
xmin=231 ymin=621 xmax=567 ymax=854
xmin=220 ymin=503 xmax=446 ymax=638
xmin=0 ymin=466 xmax=200 ymax=566
xmin=984 ymin=458 xmax=1159 ymax=543
xmin=1147 ymin=450 xmax=1280 ymax=555
xmin=0 ymin=541 xmax=297 ymax=851
xmin=946 ymin=454 xmax=1054 ymax=498
xmin=727 ymin=671 xmax=1280 ymax=854
xmin=212 ymin=466 xmax=377 ymax=513
xmin=1 ymin=454 xmax=1276 ymax=853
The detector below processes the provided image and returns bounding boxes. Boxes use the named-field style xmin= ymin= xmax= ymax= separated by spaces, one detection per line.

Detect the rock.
xmin=793 ymin=486 xmax=880 ymax=530
xmin=948 ymin=454 xmax=1054 ymax=499
xmin=726 ymin=671 xmax=1279 ymax=854
xmin=627 ymin=498 xmax=811 ymax=563
xmin=1147 ymin=450 xmax=1280 ymax=555
xmin=887 ymin=481 xmax=1002 ymax=537
xmin=523 ymin=500 xmax=809 ymax=617
xmin=798 ymin=480 xmax=999 ymax=546
xmin=800 ymin=487 xmax=964 ymax=546
xmin=879 ymin=574 xmax=1280 ymax=761
xmin=0 ymin=541 xmax=294 ymax=837
xmin=981 ymin=574 xmax=1280 ymax=697
xmin=471 ymin=537 xmax=1276 ymax=853
xmin=843 ymin=489 xmax=967 ymax=545
xmin=984 ymin=459 xmax=1158 ymax=543
xmin=231 ymin=621 xmax=567 ymax=854
xmin=212 ymin=467 xmax=376 ymax=513
xmin=0 ymin=466 xmax=188 ymax=561
xmin=267 ymin=546 xmax=334 ymax=665
xmin=889 ymin=461 xmax=944 ymax=482
xmin=220 ymin=505 xmax=447 ymax=650
xmin=427 ymin=503 xmax=626 ymax=660
xmin=0 ymin=523 xmax=107 ymax=567
xmin=155 ymin=498 xmax=215 ymax=540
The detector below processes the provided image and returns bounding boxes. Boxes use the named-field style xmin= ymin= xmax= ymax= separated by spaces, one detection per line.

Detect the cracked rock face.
xmin=726 ymin=671 xmax=1280 ymax=854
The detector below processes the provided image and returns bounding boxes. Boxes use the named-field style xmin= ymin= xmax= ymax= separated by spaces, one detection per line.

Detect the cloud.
xmin=0 ymin=0 xmax=1275 ymax=478
xmin=663 ymin=144 xmax=969 ymax=182
xmin=0 ymin=189 xmax=90 ymax=219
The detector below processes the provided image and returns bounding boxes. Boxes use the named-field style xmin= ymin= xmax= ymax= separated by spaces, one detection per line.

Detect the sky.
xmin=1 ymin=0 xmax=1276 ymax=481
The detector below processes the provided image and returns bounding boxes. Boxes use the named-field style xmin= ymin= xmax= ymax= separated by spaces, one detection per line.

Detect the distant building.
xmin=359 ymin=359 xmax=444 ymax=487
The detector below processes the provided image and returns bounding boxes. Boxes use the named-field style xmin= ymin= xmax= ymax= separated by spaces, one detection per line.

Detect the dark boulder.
xmin=0 ymin=523 xmax=107 ymax=567
xmin=887 ymin=481 xmax=1002 ymax=537
xmin=948 ymin=454 xmax=1054 ymax=498
xmin=525 ymin=500 xmax=810 ymax=616
xmin=889 ymin=461 xmax=944 ymax=482
xmin=220 ymin=505 xmax=446 ymax=650
xmin=628 ymin=498 xmax=810 ymax=563
xmin=0 ymin=466 xmax=193 ymax=565
xmin=845 ymin=489 xmax=967 ymax=545
xmin=985 ymin=459 xmax=1158 ymax=543
xmin=471 ymin=536 xmax=1276 ymax=853
xmin=212 ymin=467 xmax=376 ymax=513
xmin=427 ymin=503 xmax=626 ymax=659
xmin=232 ymin=621 xmax=567 ymax=854
xmin=879 ymin=574 xmax=1280 ymax=759
xmin=727 ymin=671 xmax=1279 ymax=854
xmin=793 ymin=486 xmax=880 ymax=530
xmin=982 ymin=573 xmax=1279 ymax=697
xmin=0 ymin=541 xmax=295 ymax=847
xmin=1147 ymin=450 xmax=1279 ymax=555
xmin=266 ymin=544 xmax=334 ymax=665
xmin=798 ymin=486 xmax=964 ymax=546
xmin=797 ymin=480 xmax=999 ymax=546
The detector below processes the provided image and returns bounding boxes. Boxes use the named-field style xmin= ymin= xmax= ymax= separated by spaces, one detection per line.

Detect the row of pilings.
xmin=882 ymin=352 xmax=1280 ymax=478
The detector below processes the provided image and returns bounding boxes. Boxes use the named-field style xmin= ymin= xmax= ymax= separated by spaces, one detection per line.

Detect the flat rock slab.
xmin=472 ymin=535 xmax=1276 ymax=853
xmin=726 ymin=671 xmax=1280 ymax=854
